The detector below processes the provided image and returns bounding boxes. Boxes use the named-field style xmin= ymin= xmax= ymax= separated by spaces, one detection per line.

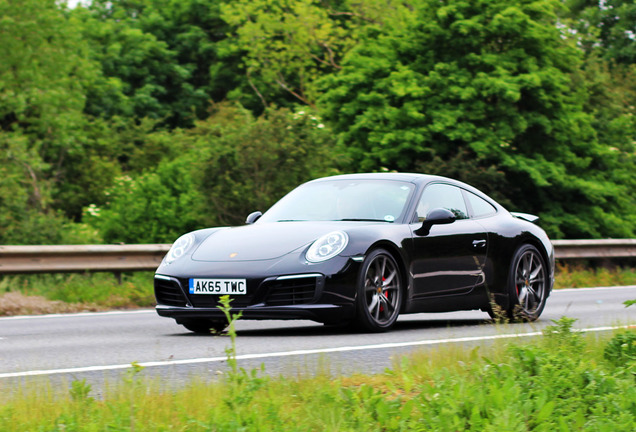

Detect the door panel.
xmin=410 ymin=220 xmax=487 ymax=298
xmin=408 ymin=183 xmax=488 ymax=300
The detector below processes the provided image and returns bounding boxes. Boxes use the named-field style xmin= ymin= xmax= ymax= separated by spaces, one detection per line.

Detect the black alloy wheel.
xmin=507 ymin=244 xmax=548 ymax=321
xmin=356 ymin=249 xmax=403 ymax=332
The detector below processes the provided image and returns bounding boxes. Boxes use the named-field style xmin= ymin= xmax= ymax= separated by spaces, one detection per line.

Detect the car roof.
xmin=309 ymin=172 xmax=441 ymax=184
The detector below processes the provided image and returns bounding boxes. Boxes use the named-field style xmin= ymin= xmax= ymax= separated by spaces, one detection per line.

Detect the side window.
xmin=465 ymin=191 xmax=497 ymax=218
xmin=416 ymin=184 xmax=468 ymax=221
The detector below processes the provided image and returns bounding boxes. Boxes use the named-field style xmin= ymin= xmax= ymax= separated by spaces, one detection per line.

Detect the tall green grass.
xmin=1 ymin=319 xmax=635 ymax=431
xmin=0 ymin=272 xmax=154 ymax=314
xmin=555 ymin=264 xmax=636 ymax=289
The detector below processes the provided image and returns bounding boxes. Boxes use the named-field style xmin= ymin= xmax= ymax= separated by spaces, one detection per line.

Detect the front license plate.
xmin=189 ymin=278 xmax=247 ymax=295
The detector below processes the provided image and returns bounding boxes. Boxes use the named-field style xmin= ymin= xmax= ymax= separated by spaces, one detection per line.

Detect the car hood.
xmin=191 ymin=222 xmax=356 ymax=262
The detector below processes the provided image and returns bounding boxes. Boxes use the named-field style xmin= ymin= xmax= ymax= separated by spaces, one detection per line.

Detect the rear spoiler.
xmin=510 ymin=212 xmax=540 ymax=224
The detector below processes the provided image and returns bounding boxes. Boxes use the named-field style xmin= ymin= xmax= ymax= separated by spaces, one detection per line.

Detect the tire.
xmin=355 ymin=249 xmax=403 ymax=332
xmin=506 ymin=244 xmax=548 ymax=321
xmin=181 ymin=319 xmax=228 ymax=334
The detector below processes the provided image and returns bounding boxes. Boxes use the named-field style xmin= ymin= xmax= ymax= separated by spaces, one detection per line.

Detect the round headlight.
xmin=306 ymin=231 xmax=349 ymax=263
xmin=164 ymin=233 xmax=195 ymax=265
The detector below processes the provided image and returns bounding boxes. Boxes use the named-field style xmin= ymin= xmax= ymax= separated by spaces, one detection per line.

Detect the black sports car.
xmin=154 ymin=173 xmax=554 ymax=333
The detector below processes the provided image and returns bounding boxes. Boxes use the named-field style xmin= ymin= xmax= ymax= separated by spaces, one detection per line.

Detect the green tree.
xmin=85 ymin=162 xmax=204 ymax=244
xmin=72 ymin=1 xmax=204 ymax=128
xmin=320 ymin=0 xmax=636 ymax=238
xmin=559 ymin=1 xmax=636 ymax=238
xmin=144 ymin=0 xmax=244 ymax=117
xmin=72 ymin=0 xmax=248 ymax=127
xmin=0 ymin=0 xmax=108 ymax=243
xmin=86 ymin=103 xmax=337 ymax=242
xmin=564 ymin=0 xmax=636 ymax=64
xmin=0 ymin=0 xmax=89 ymax=132
xmin=220 ymin=0 xmax=413 ymax=109
xmin=193 ymin=104 xmax=338 ymax=226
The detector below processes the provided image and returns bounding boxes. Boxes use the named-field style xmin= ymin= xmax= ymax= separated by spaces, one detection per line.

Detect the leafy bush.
xmin=604 ymin=331 xmax=636 ymax=368
xmin=85 ymin=164 xmax=204 ymax=244
xmin=193 ymin=104 xmax=338 ymax=226
xmin=85 ymin=103 xmax=337 ymax=243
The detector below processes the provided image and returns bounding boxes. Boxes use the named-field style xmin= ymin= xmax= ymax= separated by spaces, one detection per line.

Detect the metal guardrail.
xmin=0 ymin=244 xmax=170 ymax=275
xmin=552 ymin=239 xmax=636 ymax=259
xmin=0 ymin=240 xmax=635 ymax=275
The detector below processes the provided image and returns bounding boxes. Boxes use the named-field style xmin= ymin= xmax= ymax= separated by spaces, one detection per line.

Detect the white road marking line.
xmin=0 ymin=309 xmax=155 ymax=321
xmin=555 ymin=285 xmax=636 ymax=293
xmin=1 ymin=325 xmax=633 ymax=379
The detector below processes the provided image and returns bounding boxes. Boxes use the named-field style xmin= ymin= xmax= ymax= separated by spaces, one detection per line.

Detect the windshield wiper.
xmin=336 ymin=218 xmax=392 ymax=222
xmin=276 ymin=218 xmax=393 ymax=223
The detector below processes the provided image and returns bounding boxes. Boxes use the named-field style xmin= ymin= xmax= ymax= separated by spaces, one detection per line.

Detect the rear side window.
xmin=465 ymin=191 xmax=496 ymax=218
xmin=416 ymin=184 xmax=468 ymax=221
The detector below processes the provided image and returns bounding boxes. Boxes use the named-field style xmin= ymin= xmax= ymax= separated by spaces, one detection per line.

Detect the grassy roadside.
xmin=555 ymin=263 xmax=636 ymax=290
xmin=1 ymin=318 xmax=634 ymax=430
xmin=0 ymin=272 xmax=154 ymax=316
xmin=1 ymin=265 xmax=634 ymax=316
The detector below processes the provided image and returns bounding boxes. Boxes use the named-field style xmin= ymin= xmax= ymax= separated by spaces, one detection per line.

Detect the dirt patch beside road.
xmin=0 ymin=292 xmax=103 ymax=316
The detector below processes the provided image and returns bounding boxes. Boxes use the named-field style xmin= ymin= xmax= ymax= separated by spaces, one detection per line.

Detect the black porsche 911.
xmin=154 ymin=173 xmax=554 ymax=333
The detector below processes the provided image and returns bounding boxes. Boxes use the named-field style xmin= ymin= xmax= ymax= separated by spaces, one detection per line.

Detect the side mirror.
xmin=414 ymin=208 xmax=456 ymax=236
xmin=245 ymin=211 xmax=262 ymax=224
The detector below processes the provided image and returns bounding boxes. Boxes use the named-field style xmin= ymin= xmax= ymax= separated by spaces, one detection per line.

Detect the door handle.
xmin=472 ymin=239 xmax=487 ymax=248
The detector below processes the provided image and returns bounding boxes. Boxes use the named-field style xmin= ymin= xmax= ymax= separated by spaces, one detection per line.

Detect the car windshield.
xmin=257 ymin=179 xmax=415 ymax=223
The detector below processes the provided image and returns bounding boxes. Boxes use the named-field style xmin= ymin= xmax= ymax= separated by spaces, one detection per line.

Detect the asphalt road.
xmin=1 ymin=286 xmax=634 ymax=391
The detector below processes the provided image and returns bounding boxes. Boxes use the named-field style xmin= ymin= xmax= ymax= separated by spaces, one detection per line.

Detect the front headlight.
xmin=164 ymin=233 xmax=195 ymax=265
xmin=306 ymin=231 xmax=349 ymax=263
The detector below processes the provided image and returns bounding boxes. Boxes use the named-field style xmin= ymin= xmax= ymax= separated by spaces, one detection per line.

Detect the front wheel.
xmin=355 ymin=249 xmax=403 ymax=332
xmin=506 ymin=244 xmax=548 ymax=321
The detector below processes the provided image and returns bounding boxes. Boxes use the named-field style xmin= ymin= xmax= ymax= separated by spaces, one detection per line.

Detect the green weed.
xmin=604 ymin=331 xmax=636 ymax=373
xmin=69 ymin=379 xmax=93 ymax=404
xmin=216 ymin=294 xmax=271 ymax=429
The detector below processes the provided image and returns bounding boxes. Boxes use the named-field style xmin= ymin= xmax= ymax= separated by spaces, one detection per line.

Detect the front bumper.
xmin=156 ymin=303 xmax=355 ymax=325
xmin=154 ymin=256 xmax=361 ymax=325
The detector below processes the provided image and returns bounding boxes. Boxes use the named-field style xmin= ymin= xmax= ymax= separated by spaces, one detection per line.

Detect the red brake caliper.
xmin=380 ymin=277 xmax=387 ymax=312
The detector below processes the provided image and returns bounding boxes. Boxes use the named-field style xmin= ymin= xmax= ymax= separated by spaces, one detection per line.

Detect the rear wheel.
xmin=506 ymin=244 xmax=548 ymax=321
xmin=355 ymin=249 xmax=403 ymax=332
xmin=181 ymin=319 xmax=228 ymax=334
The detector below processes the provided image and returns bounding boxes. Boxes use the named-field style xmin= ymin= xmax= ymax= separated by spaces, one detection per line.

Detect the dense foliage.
xmin=0 ymin=0 xmax=634 ymax=244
